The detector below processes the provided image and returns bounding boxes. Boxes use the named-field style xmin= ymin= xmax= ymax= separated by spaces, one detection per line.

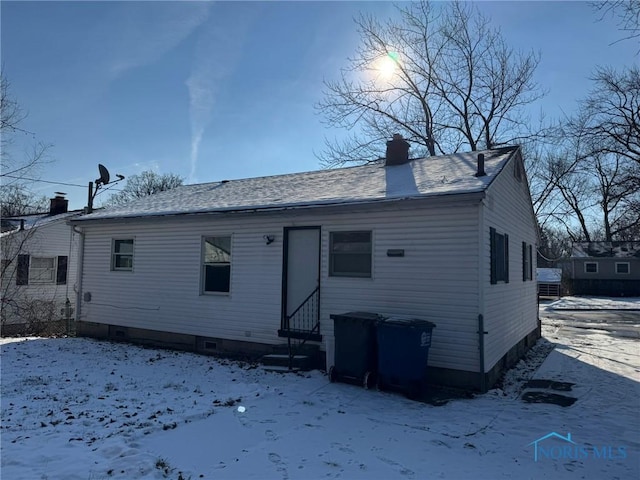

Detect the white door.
xmin=283 ymin=227 xmax=320 ymax=334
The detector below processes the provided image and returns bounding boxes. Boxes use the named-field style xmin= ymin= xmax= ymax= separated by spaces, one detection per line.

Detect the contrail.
xmin=186 ymin=4 xmax=255 ymax=183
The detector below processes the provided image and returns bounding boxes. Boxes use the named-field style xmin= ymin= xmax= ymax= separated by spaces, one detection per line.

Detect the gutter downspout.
xmin=72 ymin=225 xmax=85 ymax=330
xmin=478 ymin=198 xmax=487 ymax=393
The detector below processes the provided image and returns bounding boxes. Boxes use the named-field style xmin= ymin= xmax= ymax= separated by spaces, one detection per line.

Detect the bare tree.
xmin=591 ymin=0 xmax=640 ymax=48
xmin=316 ymin=1 xmax=546 ymax=166
xmin=0 ymin=184 xmax=48 ymax=218
xmin=1 ymin=74 xmax=52 ymax=185
xmin=104 ymin=170 xmax=183 ymax=206
xmin=535 ymin=66 xmax=640 ymax=242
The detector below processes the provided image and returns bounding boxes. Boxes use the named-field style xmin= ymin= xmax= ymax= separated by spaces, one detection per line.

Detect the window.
xmin=202 ymin=236 xmax=231 ymax=293
xmin=522 ymin=242 xmax=533 ymax=281
xmin=584 ymin=262 xmax=598 ymax=274
xmin=615 ymin=262 xmax=630 ymax=274
xmin=329 ymin=231 xmax=372 ymax=278
xmin=490 ymin=227 xmax=509 ymax=284
xmin=15 ymin=255 xmax=68 ymax=285
xmin=112 ymin=239 xmax=134 ymax=271
xmin=30 ymin=257 xmax=55 ymax=284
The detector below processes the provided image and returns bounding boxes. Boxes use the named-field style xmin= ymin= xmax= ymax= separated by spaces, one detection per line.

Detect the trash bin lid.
xmin=380 ymin=316 xmax=436 ymax=328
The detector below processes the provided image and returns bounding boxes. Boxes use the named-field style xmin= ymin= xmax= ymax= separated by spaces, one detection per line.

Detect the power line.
xmin=1 ymin=174 xmax=123 ymax=191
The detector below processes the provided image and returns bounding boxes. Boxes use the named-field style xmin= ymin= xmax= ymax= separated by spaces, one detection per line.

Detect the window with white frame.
xmin=615 ymin=262 xmax=630 ymax=274
xmin=29 ymin=257 xmax=56 ymax=284
xmin=329 ymin=231 xmax=372 ymax=278
xmin=584 ymin=262 xmax=598 ymax=274
xmin=111 ymin=239 xmax=134 ymax=271
xmin=202 ymin=236 xmax=231 ymax=293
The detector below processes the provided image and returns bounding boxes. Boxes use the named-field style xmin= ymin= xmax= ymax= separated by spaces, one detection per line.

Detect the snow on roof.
xmin=536 ymin=268 xmax=562 ymax=283
xmin=571 ymin=242 xmax=640 ymax=259
xmin=74 ymin=147 xmax=518 ymax=222
xmin=0 ymin=211 xmax=82 ymax=237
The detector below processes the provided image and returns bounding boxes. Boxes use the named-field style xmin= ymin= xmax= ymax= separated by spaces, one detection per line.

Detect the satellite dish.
xmin=97 ymin=164 xmax=111 ymax=185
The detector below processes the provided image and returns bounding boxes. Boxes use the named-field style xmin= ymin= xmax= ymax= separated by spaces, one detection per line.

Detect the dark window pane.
xmin=329 ymin=231 xmax=372 ymax=277
xmin=56 ymin=256 xmax=68 ymax=285
xmin=331 ymin=254 xmax=372 ymax=277
xmin=205 ymin=264 xmax=230 ymax=292
xmin=114 ymin=255 xmax=133 ymax=269
xmin=115 ymin=239 xmax=134 ymax=254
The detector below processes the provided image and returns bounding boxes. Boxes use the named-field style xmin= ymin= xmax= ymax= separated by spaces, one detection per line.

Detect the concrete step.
xmin=261 ymin=353 xmax=313 ymax=371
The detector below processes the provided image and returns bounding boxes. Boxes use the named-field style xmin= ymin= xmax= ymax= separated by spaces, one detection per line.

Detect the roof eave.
xmin=70 ymin=190 xmax=487 ymax=225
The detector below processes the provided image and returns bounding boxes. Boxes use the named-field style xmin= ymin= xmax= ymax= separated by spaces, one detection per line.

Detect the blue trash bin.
xmin=376 ymin=317 xmax=436 ymax=398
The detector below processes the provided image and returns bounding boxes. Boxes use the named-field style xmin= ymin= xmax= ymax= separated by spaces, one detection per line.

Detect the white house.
xmin=70 ymin=139 xmax=539 ymax=391
xmin=1 ymin=194 xmax=81 ymax=334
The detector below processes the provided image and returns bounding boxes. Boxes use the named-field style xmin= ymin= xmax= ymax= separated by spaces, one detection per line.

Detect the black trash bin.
xmin=376 ymin=317 xmax=436 ymax=398
xmin=329 ymin=311 xmax=384 ymax=388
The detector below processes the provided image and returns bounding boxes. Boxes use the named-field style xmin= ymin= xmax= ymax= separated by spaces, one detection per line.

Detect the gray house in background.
xmin=70 ymin=140 xmax=539 ymax=391
xmin=569 ymin=242 xmax=640 ymax=296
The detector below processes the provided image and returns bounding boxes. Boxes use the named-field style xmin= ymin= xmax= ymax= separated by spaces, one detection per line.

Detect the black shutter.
xmin=17 ymin=254 xmax=30 ymax=285
xmin=522 ymin=242 xmax=527 ymax=282
xmin=504 ymin=234 xmax=509 ymax=283
xmin=529 ymin=244 xmax=534 ymax=280
xmin=56 ymin=255 xmax=68 ymax=285
xmin=490 ymin=228 xmax=496 ymax=284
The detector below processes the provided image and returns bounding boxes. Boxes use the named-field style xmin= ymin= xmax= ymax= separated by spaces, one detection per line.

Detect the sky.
xmin=1 ymin=1 xmax=637 ymax=211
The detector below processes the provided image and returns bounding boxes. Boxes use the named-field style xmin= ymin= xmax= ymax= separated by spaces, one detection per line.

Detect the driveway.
xmin=539 ymin=298 xmax=640 ymax=339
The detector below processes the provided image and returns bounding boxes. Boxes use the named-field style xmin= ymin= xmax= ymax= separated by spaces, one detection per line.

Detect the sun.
xmin=375 ymin=51 xmax=400 ymax=80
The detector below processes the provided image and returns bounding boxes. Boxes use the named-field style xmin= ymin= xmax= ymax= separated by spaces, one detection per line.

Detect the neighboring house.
xmin=536 ymin=268 xmax=562 ymax=298
xmin=70 ymin=139 xmax=539 ymax=391
xmin=569 ymin=241 xmax=640 ymax=296
xmin=1 ymin=194 xmax=81 ymax=333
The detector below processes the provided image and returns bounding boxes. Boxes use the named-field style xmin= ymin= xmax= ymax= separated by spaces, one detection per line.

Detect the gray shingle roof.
xmin=571 ymin=242 xmax=640 ymax=258
xmin=74 ymin=147 xmax=517 ymax=222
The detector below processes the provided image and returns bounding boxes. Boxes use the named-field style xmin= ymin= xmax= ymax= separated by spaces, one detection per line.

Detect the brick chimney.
xmin=385 ymin=134 xmax=410 ymax=166
xmin=475 ymin=153 xmax=486 ymax=177
xmin=49 ymin=192 xmax=68 ymax=215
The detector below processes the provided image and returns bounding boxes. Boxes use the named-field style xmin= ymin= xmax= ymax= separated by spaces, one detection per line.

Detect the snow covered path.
xmin=1 ymin=316 xmax=639 ymax=479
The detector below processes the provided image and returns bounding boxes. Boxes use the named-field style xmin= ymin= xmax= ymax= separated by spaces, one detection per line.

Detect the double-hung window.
xmin=329 ymin=231 xmax=372 ymax=278
xmin=584 ymin=262 xmax=598 ymax=274
xmin=615 ymin=262 xmax=630 ymax=274
xmin=112 ymin=239 xmax=134 ymax=271
xmin=202 ymin=236 xmax=231 ymax=293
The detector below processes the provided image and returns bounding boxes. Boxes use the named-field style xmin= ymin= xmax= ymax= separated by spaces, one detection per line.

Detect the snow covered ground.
xmin=1 ymin=306 xmax=639 ymax=479
xmin=547 ymin=295 xmax=640 ymax=310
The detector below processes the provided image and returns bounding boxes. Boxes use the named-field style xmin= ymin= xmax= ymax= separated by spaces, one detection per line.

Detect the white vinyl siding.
xmin=482 ymin=151 xmax=539 ymax=373
xmin=79 ymin=199 xmax=482 ymax=373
